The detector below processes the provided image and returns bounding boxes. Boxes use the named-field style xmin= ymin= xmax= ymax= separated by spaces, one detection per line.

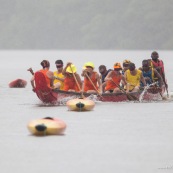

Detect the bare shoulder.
xmin=47 ymin=70 xmax=54 ymax=78
xmin=95 ymin=72 xmax=100 ymax=77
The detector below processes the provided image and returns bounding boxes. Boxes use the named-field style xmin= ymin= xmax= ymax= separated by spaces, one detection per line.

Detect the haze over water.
xmin=0 ymin=50 xmax=173 ymax=173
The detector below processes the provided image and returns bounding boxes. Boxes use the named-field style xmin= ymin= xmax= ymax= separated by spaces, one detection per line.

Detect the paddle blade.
xmin=126 ymin=94 xmax=138 ymax=101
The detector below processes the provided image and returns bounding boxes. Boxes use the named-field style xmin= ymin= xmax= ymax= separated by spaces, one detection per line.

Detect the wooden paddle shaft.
xmin=110 ymin=79 xmax=136 ymax=101
xmin=85 ymin=73 xmax=102 ymax=97
xmin=69 ymin=65 xmax=81 ymax=91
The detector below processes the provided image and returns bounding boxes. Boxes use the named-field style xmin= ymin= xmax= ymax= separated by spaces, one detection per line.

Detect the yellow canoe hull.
xmin=27 ymin=118 xmax=66 ymax=136
xmin=66 ymin=98 xmax=95 ymax=111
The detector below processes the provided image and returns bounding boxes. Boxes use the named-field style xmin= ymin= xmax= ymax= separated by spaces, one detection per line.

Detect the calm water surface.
xmin=0 ymin=50 xmax=173 ymax=173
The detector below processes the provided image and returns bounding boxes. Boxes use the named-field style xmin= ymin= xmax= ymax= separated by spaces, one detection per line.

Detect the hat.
xmin=66 ymin=64 xmax=77 ymax=73
xmin=83 ymin=62 xmax=95 ymax=69
xmin=114 ymin=63 xmax=122 ymax=69
xmin=123 ymin=59 xmax=131 ymax=64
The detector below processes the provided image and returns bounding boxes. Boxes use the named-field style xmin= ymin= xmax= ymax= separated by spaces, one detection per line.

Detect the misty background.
xmin=0 ymin=0 xmax=172 ymax=50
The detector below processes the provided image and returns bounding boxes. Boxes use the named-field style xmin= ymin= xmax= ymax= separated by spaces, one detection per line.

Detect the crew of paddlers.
xmin=28 ymin=51 xmax=168 ymax=95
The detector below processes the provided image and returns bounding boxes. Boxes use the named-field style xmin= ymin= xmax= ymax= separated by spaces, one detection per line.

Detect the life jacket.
xmin=39 ymin=69 xmax=51 ymax=88
xmin=53 ymin=71 xmax=64 ymax=90
xmin=105 ymin=72 xmax=122 ymax=91
xmin=141 ymin=68 xmax=154 ymax=86
xmin=84 ymin=72 xmax=98 ymax=92
xmin=151 ymin=59 xmax=164 ymax=76
xmin=125 ymin=69 xmax=142 ymax=90
xmin=63 ymin=75 xmax=79 ymax=91
xmin=101 ymin=69 xmax=112 ymax=83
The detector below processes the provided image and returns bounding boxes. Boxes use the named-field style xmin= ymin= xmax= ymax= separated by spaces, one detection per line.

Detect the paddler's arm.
xmin=62 ymin=62 xmax=72 ymax=75
xmin=81 ymin=69 xmax=88 ymax=77
xmin=30 ymin=76 xmax=35 ymax=92
xmin=140 ymin=73 xmax=147 ymax=87
xmin=54 ymin=76 xmax=65 ymax=82
xmin=121 ymin=75 xmax=127 ymax=88
xmin=96 ymin=73 xmax=102 ymax=94
xmin=154 ymin=69 xmax=163 ymax=87
xmin=104 ymin=71 xmax=112 ymax=81
xmin=124 ymin=71 xmax=130 ymax=92
xmin=27 ymin=68 xmax=34 ymax=75
xmin=47 ymin=71 xmax=54 ymax=88
xmin=161 ymin=66 xmax=168 ymax=89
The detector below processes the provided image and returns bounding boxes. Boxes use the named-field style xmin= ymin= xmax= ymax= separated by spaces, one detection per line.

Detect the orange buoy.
xmin=9 ymin=79 xmax=27 ymax=88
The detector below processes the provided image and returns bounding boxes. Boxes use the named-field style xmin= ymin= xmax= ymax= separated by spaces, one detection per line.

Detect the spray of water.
xmin=57 ymin=94 xmax=99 ymax=105
xmin=139 ymin=82 xmax=158 ymax=102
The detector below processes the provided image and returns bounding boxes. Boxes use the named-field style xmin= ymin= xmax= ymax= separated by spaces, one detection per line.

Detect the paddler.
xmin=30 ymin=60 xmax=54 ymax=92
xmin=81 ymin=62 xmax=102 ymax=94
xmin=104 ymin=63 xmax=126 ymax=93
xmin=122 ymin=59 xmax=131 ymax=75
xmin=98 ymin=65 xmax=112 ymax=93
xmin=140 ymin=59 xmax=163 ymax=88
xmin=124 ymin=63 xmax=146 ymax=92
xmin=150 ymin=51 xmax=168 ymax=91
xmin=62 ymin=62 xmax=82 ymax=92
xmin=53 ymin=60 xmax=65 ymax=90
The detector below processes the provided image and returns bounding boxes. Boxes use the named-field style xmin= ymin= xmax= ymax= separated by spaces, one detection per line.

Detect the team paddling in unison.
xmin=28 ymin=51 xmax=168 ymax=99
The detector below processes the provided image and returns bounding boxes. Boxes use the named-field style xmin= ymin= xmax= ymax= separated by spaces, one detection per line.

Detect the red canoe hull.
xmin=33 ymin=72 xmax=164 ymax=104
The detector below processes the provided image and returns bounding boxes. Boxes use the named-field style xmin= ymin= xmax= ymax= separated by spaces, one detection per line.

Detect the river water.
xmin=0 ymin=50 xmax=173 ymax=173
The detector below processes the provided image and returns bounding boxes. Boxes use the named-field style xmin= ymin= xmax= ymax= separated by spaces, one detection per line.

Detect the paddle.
xmin=110 ymin=79 xmax=138 ymax=101
xmin=69 ymin=65 xmax=84 ymax=99
xmin=84 ymin=72 xmax=103 ymax=98
xmin=163 ymin=80 xmax=169 ymax=97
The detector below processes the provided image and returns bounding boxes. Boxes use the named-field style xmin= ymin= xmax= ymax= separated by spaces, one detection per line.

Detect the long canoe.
xmin=34 ymin=87 xmax=164 ymax=104
xmin=34 ymin=71 xmax=164 ymax=104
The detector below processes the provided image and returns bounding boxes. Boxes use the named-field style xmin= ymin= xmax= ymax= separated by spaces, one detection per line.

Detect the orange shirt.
xmin=105 ymin=72 xmax=122 ymax=91
xmin=83 ymin=72 xmax=98 ymax=92
xmin=39 ymin=69 xmax=51 ymax=88
xmin=63 ymin=75 xmax=79 ymax=91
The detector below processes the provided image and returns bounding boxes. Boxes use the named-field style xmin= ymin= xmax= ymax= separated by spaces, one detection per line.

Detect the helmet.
xmin=66 ymin=64 xmax=77 ymax=73
xmin=84 ymin=62 xmax=95 ymax=69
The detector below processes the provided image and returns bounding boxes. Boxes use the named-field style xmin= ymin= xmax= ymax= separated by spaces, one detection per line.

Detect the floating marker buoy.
xmin=27 ymin=117 xmax=66 ymax=136
xmin=66 ymin=98 xmax=95 ymax=111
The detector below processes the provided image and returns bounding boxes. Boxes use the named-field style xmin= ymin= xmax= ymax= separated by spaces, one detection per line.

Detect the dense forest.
xmin=0 ymin=0 xmax=172 ymax=49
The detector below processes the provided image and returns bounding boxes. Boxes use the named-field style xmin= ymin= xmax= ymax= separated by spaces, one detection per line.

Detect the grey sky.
xmin=0 ymin=0 xmax=172 ymax=49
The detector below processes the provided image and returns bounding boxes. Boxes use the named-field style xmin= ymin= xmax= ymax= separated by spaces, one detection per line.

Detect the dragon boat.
xmin=34 ymin=71 xmax=164 ymax=104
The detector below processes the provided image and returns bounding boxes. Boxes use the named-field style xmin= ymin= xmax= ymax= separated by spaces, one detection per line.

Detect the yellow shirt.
xmin=125 ymin=69 xmax=142 ymax=90
xmin=53 ymin=71 xmax=64 ymax=90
